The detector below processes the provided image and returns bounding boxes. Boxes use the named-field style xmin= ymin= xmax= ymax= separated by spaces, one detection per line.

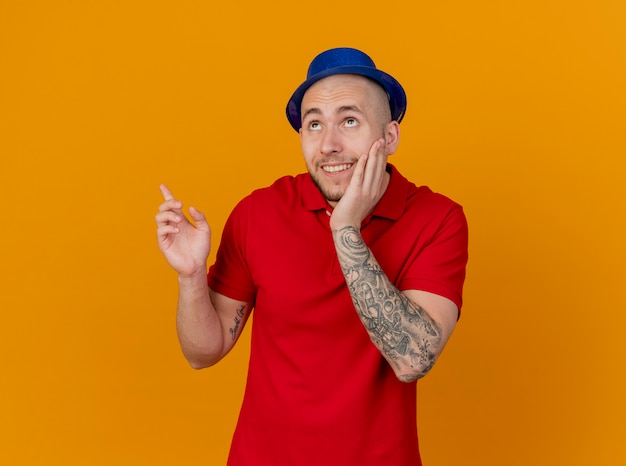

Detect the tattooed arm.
xmin=178 ymin=283 xmax=251 ymax=369
xmin=332 ymin=225 xmax=458 ymax=382
xmin=156 ymin=184 xmax=251 ymax=369
xmin=175 ymin=276 xmax=251 ymax=369
xmin=325 ymin=134 xmax=457 ymax=381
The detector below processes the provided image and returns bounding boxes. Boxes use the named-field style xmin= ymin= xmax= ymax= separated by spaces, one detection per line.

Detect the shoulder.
xmin=411 ymin=187 xmax=464 ymax=218
xmin=399 ymin=173 xmax=465 ymax=225
xmin=229 ymin=174 xmax=309 ymax=221
xmin=239 ymin=174 xmax=305 ymax=204
xmin=385 ymin=169 xmax=468 ymax=247
xmin=410 ymin=184 xmax=457 ymax=204
xmin=388 ymin=165 xmax=463 ymax=214
xmin=409 ymin=189 xmax=467 ymax=243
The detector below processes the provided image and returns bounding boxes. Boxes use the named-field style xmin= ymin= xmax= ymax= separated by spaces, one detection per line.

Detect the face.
xmin=299 ymin=74 xmax=399 ymax=205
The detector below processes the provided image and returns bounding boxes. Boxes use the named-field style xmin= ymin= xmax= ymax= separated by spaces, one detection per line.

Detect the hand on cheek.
xmin=330 ymin=138 xmax=389 ymax=230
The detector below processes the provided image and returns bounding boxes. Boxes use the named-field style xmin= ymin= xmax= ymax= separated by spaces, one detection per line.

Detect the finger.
xmin=350 ymin=152 xmax=368 ymax=189
xmin=374 ymin=139 xmax=387 ymax=185
xmin=155 ymin=210 xmax=183 ymax=226
xmin=160 ymin=184 xmax=175 ymax=201
xmin=157 ymin=224 xmax=180 ymax=238
xmin=375 ymin=138 xmax=386 ymax=162
xmin=158 ymin=198 xmax=183 ymax=213
xmin=188 ymin=206 xmax=210 ymax=232
xmin=361 ymin=139 xmax=385 ymax=191
xmin=368 ymin=138 xmax=386 ymax=167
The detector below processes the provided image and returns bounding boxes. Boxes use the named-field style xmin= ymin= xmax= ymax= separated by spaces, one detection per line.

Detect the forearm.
xmin=176 ymin=271 xmax=226 ymax=369
xmin=332 ymin=226 xmax=443 ymax=382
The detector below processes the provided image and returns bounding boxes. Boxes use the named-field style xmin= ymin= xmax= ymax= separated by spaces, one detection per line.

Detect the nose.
xmin=320 ymin=125 xmax=342 ymax=156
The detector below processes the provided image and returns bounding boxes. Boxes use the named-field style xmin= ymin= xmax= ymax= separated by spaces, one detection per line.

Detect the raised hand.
xmin=156 ymin=184 xmax=211 ymax=278
xmin=329 ymin=138 xmax=389 ymax=230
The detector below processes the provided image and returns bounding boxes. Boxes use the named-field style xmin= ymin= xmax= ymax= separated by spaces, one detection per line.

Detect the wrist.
xmin=330 ymin=223 xmax=361 ymax=235
xmin=329 ymin=217 xmax=360 ymax=231
xmin=178 ymin=267 xmax=208 ymax=283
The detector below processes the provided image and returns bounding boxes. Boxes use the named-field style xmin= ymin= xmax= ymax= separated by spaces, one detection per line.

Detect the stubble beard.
xmin=310 ymin=173 xmax=344 ymax=203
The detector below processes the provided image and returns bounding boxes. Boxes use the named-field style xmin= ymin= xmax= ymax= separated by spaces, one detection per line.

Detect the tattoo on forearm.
xmin=333 ymin=226 xmax=442 ymax=379
xmin=229 ymin=305 xmax=246 ymax=341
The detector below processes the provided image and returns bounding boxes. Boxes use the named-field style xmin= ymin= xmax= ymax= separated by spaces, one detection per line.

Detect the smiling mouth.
xmin=322 ymin=163 xmax=353 ymax=174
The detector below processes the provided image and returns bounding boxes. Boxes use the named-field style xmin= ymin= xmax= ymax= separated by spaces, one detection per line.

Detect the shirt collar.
xmin=300 ymin=163 xmax=409 ymax=221
xmin=371 ymin=164 xmax=409 ymax=221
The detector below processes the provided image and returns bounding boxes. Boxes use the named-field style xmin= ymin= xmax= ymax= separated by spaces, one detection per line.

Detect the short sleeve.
xmin=207 ymin=197 xmax=257 ymax=304
xmin=399 ymin=204 xmax=469 ymax=311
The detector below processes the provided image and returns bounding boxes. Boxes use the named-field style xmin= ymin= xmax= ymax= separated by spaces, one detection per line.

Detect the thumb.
xmin=188 ymin=206 xmax=210 ymax=231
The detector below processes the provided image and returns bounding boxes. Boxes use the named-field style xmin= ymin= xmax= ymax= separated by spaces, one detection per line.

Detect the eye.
xmin=345 ymin=118 xmax=358 ymax=128
xmin=308 ymin=121 xmax=321 ymax=131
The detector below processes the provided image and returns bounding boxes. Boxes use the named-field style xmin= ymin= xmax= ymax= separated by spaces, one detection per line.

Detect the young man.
xmin=156 ymin=47 xmax=468 ymax=465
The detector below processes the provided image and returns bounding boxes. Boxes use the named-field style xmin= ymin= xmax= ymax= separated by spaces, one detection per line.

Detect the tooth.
xmin=324 ymin=164 xmax=350 ymax=173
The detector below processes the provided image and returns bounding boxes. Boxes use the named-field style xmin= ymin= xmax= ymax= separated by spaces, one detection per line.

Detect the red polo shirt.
xmin=208 ymin=165 xmax=468 ymax=466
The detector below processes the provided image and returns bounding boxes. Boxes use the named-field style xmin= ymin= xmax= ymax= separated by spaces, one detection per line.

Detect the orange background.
xmin=1 ymin=1 xmax=624 ymax=464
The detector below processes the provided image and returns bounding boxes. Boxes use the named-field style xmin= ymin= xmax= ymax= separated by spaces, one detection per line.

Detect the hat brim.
xmin=286 ymin=65 xmax=407 ymax=132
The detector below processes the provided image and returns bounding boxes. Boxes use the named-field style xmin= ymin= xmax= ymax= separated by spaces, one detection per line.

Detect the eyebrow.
xmin=301 ymin=107 xmax=322 ymax=121
xmin=301 ymin=105 xmax=364 ymax=121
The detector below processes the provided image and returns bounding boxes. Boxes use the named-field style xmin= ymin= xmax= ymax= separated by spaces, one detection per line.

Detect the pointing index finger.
xmin=160 ymin=184 xmax=175 ymax=201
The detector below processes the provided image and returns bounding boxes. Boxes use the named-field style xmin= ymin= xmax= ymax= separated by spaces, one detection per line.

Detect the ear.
xmin=384 ymin=121 xmax=400 ymax=155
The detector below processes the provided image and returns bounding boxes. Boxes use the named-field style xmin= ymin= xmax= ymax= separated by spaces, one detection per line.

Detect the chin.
xmin=321 ymin=182 xmax=348 ymax=202
xmin=310 ymin=175 xmax=345 ymax=203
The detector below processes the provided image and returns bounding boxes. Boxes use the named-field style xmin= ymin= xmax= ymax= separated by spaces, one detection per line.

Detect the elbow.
xmin=395 ymin=369 xmax=426 ymax=383
xmin=184 ymin=351 xmax=222 ymax=370
xmin=187 ymin=359 xmax=213 ymax=370
xmin=396 ymin=372 xmax=423 ymax=383
xmin=179 ymin=339 xmax=226 ymax=370
xmin=394 ymin=353 xmax=439 ymax=383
